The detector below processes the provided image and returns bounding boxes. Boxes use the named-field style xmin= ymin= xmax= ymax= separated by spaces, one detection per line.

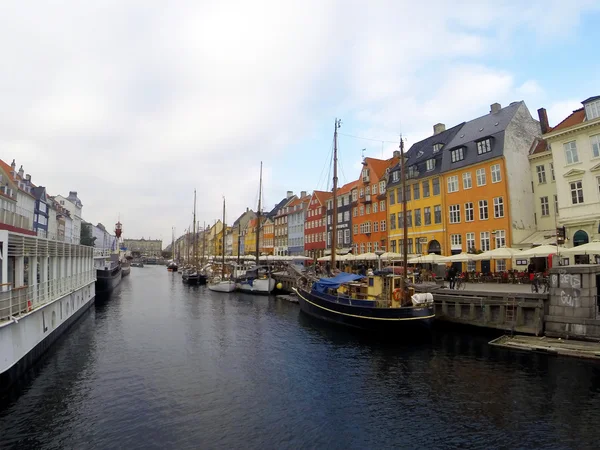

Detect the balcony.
xmin=364 ymin=194 xmax=372 ymax=203
xmin=0 ymin=207 xmax=33 ymax=232
xmin=362 ymin=175 xmax=370 ymax=183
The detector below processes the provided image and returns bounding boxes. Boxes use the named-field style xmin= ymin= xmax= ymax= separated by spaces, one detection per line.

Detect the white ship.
xmin=0 ymin=230 xmax=95 ymax=392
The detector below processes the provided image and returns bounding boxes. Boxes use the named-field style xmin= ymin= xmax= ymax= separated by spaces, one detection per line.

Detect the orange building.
xmin=260 ymin=217 xmax=274 ymax=255
xmin=352 ymin=156 xmax=399 ymax=254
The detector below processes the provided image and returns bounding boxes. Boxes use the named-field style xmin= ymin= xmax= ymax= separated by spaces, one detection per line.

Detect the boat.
xmin=208 ymin=198 xmax=236 ymax=293
xmin=182 ymin=190 xmax=208 ymax=285
xmin=234 ymin=161 xmax=275 ymax=295
xmin=95 ymin=221 xmax=123 ymax=295
xmin=294 ymin=119 xmax=434 ymax=331
xmin=131 ymin=261 xmax=144 ymax=268
xmin=121 ymin=259 xmax=131 ymax=277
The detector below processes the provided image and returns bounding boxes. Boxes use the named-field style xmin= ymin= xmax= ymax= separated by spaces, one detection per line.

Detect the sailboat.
xmin=208 ymin=197 xmax=236 ymax=293
xmin=167 ymin=227 xmax=178 ymax=272
xmin=235 ymin=161 xmax=276 ymax=295
xmin=182 ymin=190 xmax=207 ymax=285
xmin=293 ymin=119 xmax=435 ymax=331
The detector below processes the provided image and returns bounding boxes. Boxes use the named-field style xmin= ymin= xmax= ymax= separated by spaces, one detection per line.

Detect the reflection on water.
xmin=2 ymin=266 xmax=600 ymax=449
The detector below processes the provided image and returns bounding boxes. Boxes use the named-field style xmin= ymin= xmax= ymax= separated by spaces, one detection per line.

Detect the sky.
xmin=2 ymin=0 xmax=599 ymax=246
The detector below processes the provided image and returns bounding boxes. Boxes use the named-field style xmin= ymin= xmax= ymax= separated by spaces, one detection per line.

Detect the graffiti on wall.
xmin=557 ymin=269 xmax=581 ymax=307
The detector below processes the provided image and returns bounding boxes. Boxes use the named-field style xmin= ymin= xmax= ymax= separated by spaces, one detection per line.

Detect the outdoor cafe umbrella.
xmin=518 ymin=244 xmax=558 ymax=258
xmin=380 ymin=252 xmax=403 ymax=261
xmin=408 ymin=253 xmax=446 ymax=264
xmin=473 ymin=247 xmax=522 ymax=261
xmin=356 ymin=252 xmax=378 ymax=261
xmin=560 ymin=241 xmax=600 ymax=255
xmin=439 ymin=252 xmax=477 ymax=263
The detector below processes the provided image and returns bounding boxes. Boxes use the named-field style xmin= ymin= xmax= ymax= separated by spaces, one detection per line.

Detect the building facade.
xmin=287 ymin=192 xmax=309 ymax=256
xmin=260 ymin=217 xmax=274 ymax=255
xmin=31 ymin=186 xmax=49 ymax=238
xmin=55 ymin=191 xmax=83 ymax=244
xmin=304 ymin=190 xmax=331 ymax=259
xmin=123 ymin=238 xmax=163 ymax=256
xmin=274 ymin=192 xmax=296 ymax=256
xmin=0 ymin=159 xmax=34 ymax=235
xmin=231 ymin=208 xmax=255 ymax=257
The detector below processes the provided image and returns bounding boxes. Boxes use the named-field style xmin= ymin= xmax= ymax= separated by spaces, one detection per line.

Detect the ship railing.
xmin=0 ymin=270 xmax=96 ymax=322
xmin=94 ymin=248 xmax=112 ymax=258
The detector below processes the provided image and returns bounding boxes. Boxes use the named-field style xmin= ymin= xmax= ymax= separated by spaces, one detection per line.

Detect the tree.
xmin=161 ymin=250 xmax=173 ymax=259
xmin=81 ymin=223 xmax=97 ymax=247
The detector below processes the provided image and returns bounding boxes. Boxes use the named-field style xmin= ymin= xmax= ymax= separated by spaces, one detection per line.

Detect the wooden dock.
xmin=489 ymin=335 xmax=600 ymax=360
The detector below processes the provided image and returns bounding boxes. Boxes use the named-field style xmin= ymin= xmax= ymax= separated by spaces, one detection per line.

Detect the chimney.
xmin=490 ymin=103 xmax=501 ymax=114
xmin=26 ymin=174 xmax=31 ymax=184
xmin=286 ymin=190 xmax=293 ymax=199
xmin=393 ymin=150 xmax=400 ymax=158
xmin=246 ymin=207 xmax=249 ymax=212
xmin=69 ymin=191 xmax=77 ymax=197
xmin=538 ymin=108 xmax=550 ymax=134
xmin=300 ymin=191 xmax=306 ymax=198
xmin=433 ymin=123 xmax=446 ymax=135
xmin=18 ymin=165 xmax=24 ymax=179
xmin=10 ymin=159 xmax=16 ymax=171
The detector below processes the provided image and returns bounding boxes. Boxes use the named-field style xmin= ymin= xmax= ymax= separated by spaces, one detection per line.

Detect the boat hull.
xmin=182 ymin=274 xmax=207 ymax=285
xmin=236 ymin=277 xmax=275 ymax=295
xmin=208 ymin=281 xmax=236 ymax=293
xmin=294 ymin=287 xmax=434 ymax=332
xmin=95 ymin=266 xmax=122 ymax=295
xmin=121 ymin=264 xmax=131 ymax=277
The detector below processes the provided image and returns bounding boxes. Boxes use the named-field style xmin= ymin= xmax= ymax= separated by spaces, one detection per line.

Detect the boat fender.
xmin=393 ymin=288 xmax=402 ymax=301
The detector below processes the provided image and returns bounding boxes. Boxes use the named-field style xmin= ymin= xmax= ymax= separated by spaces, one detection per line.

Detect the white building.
xmin=544 ymin=95 xmax=600 ymax=261
xmin=55 ymin=191 xmax=83 ymax=244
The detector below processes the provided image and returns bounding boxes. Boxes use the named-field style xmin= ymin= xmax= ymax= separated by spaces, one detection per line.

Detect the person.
xmin=528 ymin=262 xmax=535 ymax=283
xmin=325 ymin=261 xmax=331 ymax=277
xmin=448 ymin=265 xmax=458 ymax=289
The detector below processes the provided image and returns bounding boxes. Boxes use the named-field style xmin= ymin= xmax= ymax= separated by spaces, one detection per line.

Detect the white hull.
xmin=207 ymin=280 xmax=236 ymax=293
xmin=236 ymin=277 xmax=275 ymax=294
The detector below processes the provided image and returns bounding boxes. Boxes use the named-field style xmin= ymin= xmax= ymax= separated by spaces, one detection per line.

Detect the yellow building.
xmin=244 ymin=218 xmax=258 ymax=256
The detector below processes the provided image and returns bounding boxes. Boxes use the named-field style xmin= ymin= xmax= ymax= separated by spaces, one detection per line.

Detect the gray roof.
xmin=582 ymin=96 xmax=600 ymax=104
xmin=31 ymin=186 xmax=47 ymax=201
xmin=388 ymin=123 xmax=464 ymax=187
xmin=439 ymin=101 xmax=522 ymax=172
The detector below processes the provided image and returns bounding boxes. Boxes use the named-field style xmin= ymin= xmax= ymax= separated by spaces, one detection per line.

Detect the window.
xmin=451 ymin=147 xmax=464 ymax=162
xmin=585 ymin=100 xmax=600 ymax=121
xmin=353 ymin=224 xmax=358 ymax=235
xmin=536 ymin=165 xmax=546 ymax=184
xmin=390 ymin=213 xmax=396 ymax=229
xmin=366 ymin=204 xmax=371 ymax=214
xmin=407 ymin=238 xmax=413 ymax=254
xmin=414 ymin=209 xmax=421 ymax=226
xmin=344 ymin=211 xmax=350 ymax=222
xmin=367 ymin=242 xmax=372 ymax=253
xmin=491 ymin=164 xmax=501 ymax=183
xmin=352 ymin=190 xmax=357 ymax=201
xmin=433 ymin=143 xmax=443 ymax=153
xmin=379 ymin=180 xmax=386 ymax=193
xmin=327 ymin=232 xmax=331 ymax=246
xmin=476 ymin=168 xmax=486 ymax=186
xmin=353 ymin=207 xmax=357 ymax=217
xmin=373 ymin=202 xmax=378 ymax=213
xmin=424 ymin=207 xmax=431 ymax=225
xmin=494 ymin=229 xmax=506 ymax=249
xmin=426 ymin=159 xmax=435 ymax=171
xmin=465 ymin=202 xmax=474 ymax=222
xmin=373 ymin=221 xmax=379 ymax=232
xmin=432 ymin=178 xmax=440 ymax=195
xmin=359 ymin=205 xmax=364 ymax=215
xmin=570 ymin=180 xmax=584 ymax=204
xmin=404 ymin=186 xmax=411 ymax=201
xmin=415 ymin=238 xmax=422 ymax=254
xmin=592 ymin=134 xmax=600 ymax=159
xmin=380 ymin=220 xmax=386 ymax=231
xmin=447 ymin=175 xmax=458 ymax=193
xmin=540 ymin=197 xmax=549 ymax=216
xmin=392 ymin=171 xmax=399 ymax=182
xmin=423 ymin=180 xmax=430 ymax=197
xmin=434 ymin=205 xmax=441 ymax=224
xmin=365 ymin=221 xmax=371 ymax=233
xmin=449 ymin=205 xmax=461 ymax=224
xmin=479 ymin=200 xmax=488 ymax=220
xmin=359 ymin=188 xmax=364 ymax=198
xmin=477 ymin=139 xmax=492 ymax=155
xmin=564 ymin=141 xmax=579 ymax=164
xmin=380 ymin=201 xmax=385 ymax=212
xmin=360 ymin=243 xmax=365 ymax=254
xmin=554 ymin=194 xmax=559 ymax=213
xmin=466 ymin=232 xmax=475 ymax=252
xmin=480 ymin=231 xmax=491 ymax=252
xmin=327 ymin=215 xmax=331 ymax=225
xmin=493 ymin=197 xmax=504 ymax=218
xmin=338 ymin=212 xmax=342 ymax=223
xmin=496 ymin=259 xmax=506 ymax=271
xmin=365 ymin=186 xmax=370 ymax=196
xmin=391 ymin=240 xmax=397 ymax=253
xmin=406 ymin=210 xmax=412 ymax=227
xmin=462 ymin=172 xmax=472 ymax=189
xmin=372 ymin=184 xmax=377 ymax=195
xmin=413 ymin=183 xmax=420 ymax=200
xmin=451 ymin=234 xmax=462 ymax=249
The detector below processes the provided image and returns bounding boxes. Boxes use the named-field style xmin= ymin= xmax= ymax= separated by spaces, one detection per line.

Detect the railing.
xmin=0 ymin=270 xmax=96 ymax=322
xmin=93 ymin=248 xmax=113 ymax=258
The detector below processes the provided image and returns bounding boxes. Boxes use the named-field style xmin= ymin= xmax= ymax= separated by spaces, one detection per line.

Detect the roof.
xmin=0 ymin=159 xmax=35 ymax=198
xmin=31 ymin=186 xmax=47 ymax=201
xmin=530 ymin=138 xmax=549 ymax=155
xmin=549 ymin=108 xmax=585 ymax=133
xmin=267 ymin=196 xmax=294 ymax=218
xmin=582 ymin=96 xmax=600 ymax=104
xmin=363 ymin=157 xmax=397 ymax=179
xmin=338 ymin=180 xmax=358 ymax=195
xmin=388 ymin=123 xmax=464 ymax=185
xmin=312 ymin=190 xmax=332 ymax=205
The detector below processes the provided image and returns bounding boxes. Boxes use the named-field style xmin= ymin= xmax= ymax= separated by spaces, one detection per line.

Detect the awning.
xmin=517 ymin=230 xmax=556 ymax=246
xmin=313 ymin=273 xmax=365 ymax=294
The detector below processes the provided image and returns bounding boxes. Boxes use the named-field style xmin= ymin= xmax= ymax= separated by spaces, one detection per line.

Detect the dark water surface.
xmin=2 ymin=267 xmax=600 ymax=449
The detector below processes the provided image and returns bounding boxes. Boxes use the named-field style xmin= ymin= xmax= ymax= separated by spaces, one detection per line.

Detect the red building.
xmin=304 ymin=190 xmax=331 ymax=259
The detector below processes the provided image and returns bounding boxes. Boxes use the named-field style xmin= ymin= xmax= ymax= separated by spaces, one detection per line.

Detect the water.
xmin=2 ymin=267 xmax=600 ymax=449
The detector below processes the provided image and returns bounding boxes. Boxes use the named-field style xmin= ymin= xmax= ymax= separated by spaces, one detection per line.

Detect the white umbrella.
xmin=292 ymin=255 xmax=312 ymax=261
xmin=439 ymin=252 xmax=477 ymax=263
xmin=560 ymin=242 xmax=600 ymax=255
xmin=518 ymin=245 xmax=558 ymax=258
xmin=356 ymin=252 xmax=378 ymax=261
xmin=408 ymin=253 xmax=446 ymax=264
xmin=473 ymin=247 xmax=522 ymax=261
xmin=380 ymin=252 xmax=403 ymax=261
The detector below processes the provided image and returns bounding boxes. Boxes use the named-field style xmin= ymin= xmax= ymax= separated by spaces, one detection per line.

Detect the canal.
xmin=2 ymin=266 xmax=600 ymax=449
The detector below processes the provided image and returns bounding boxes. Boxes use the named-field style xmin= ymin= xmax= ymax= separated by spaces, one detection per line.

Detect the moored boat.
xmin=167 ymin=261 xmax=178 ymax=272
xmin=236 ymin=265 xmax=275 ymax=294
xmin=95 ymin=254 xmax=122 ymax=294
xmin=207 ymin=277 xmax=236 ymax=292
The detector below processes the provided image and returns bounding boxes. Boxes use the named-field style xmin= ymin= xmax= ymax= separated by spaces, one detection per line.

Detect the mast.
xmin=202 ymin=221 xmax=207 ymax=265
xmin=400 ymin=135 xmax=408 ymax=301
xmin=172 ymin=227 xmax=175 ymax=262
xmin=193 ymin=189 xmax=197 ymax=265
xmin=222 ymin=197 xmax=226 ymax=274
xmin=331 ymin=118 xmax=341 ymax=268
xmin=255 ymin=161 xmax=263 ymax=265
xmin=237 ymin=222 xmax=241 ymax=265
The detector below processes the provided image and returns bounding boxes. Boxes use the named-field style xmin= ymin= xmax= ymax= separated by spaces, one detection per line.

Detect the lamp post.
xmin=375 ymin=249 xmax=385 ymax=271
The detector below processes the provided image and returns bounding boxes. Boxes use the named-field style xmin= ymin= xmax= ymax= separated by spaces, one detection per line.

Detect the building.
xmin=260 ymin=217 xmax=274 ymax=255
xmin=244 ymin=218 xmax=258 ymax=256
xmin=55 ymin=191 xmax=83 ymax=244
xmin=352 ymin=156 xmax=398 ymax=254
xmin=231 ymin=208 xmax=255 ymax=257
xmin=123 ymin=238 xmax=162 ymax=256
xmin=274 ymin=191 xmax=297 ymax=256
xmin=0 ymin=159 xmax=36 ymax=236
xmin=525 ymin=108 xmax=559 ymax=247
xmin=207 ymin=220 xmax=224 ymax=256
xmin=287 ymin=192 xmax=309 ymax=256
xmin=225 ymin=228 xmax=233 ymax=256
xmin=442 ymin=101 xmax=540 ymax=272
xmin=304 ymin=190 xmax=332 ymax=259
xmin=31 ymin=186 xmax=50 ymax=238
xmin=325 ymin=181 xmax=356 ymax=255
xmin=543 ymin=95 xmax=600 ymax=262
xmin=388 ymin=124 xmax=462 ymax=257
xmin=92 ymin=223 xmax=117 ymax=250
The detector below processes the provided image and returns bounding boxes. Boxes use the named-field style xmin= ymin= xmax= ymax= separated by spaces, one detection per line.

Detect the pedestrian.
xmin=528 ymin=262 xmax=535 ymax=282
xmin=325 ymin=261 xmax=331 ymax=276
xmin=449 ymin=265 xmax=458 ymax=289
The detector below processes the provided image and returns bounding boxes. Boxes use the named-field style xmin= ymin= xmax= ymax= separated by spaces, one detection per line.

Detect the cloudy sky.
xmin=3 ymin=0 xmax=599 ymax=245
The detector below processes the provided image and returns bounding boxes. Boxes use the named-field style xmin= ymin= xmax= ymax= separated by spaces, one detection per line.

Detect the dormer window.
xmin=433 ymin=143 xmax=443 ymax=153
xmin=450 ymin=147 xmax=465 ymax=163
xmin=417 ymin=150 xmax=424 ymax=158
xmin=476 ymin=138 xmax=492 ymax=155
xmin=585 ymin=99 xmax=600 ymax=121
xmin=407 ymin=165 xmax=418 ymax=178
xmin=392 ymin=170 xmax=400 ymax=182
xmin=426 ymin=159 xmax=435 ymax=171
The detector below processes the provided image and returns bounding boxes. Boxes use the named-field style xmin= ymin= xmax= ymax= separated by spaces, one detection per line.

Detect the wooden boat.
xmin=208 ymin=198 xmax=235 ymax=293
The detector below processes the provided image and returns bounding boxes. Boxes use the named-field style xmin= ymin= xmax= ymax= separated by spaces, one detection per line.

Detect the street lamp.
xmin=375 ymin=249 xmax=385 ymax=271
